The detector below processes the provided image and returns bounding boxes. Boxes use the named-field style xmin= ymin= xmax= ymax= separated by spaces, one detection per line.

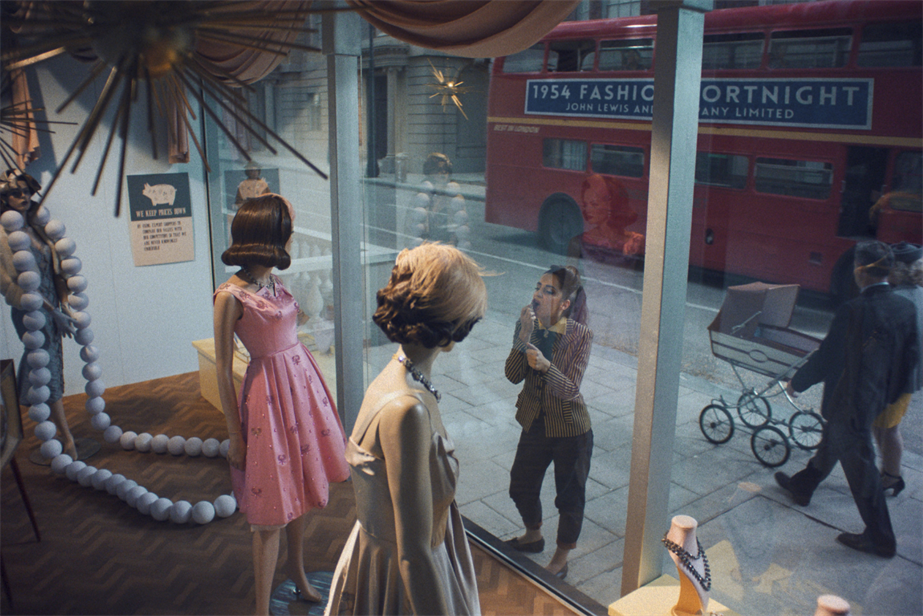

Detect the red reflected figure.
xmin=571 ymin=174 xmax=644 ymax=261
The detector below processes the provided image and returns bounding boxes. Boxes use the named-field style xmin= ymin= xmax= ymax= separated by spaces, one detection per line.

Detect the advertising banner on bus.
xmin=524 ymin=78 xmax=873 ymax=130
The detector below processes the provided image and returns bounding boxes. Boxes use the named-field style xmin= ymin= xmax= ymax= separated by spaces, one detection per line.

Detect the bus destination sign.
xmin=524 ymin=78 xmax=873 ymax=130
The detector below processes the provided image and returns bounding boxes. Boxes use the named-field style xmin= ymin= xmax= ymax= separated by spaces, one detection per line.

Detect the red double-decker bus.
xmin=485 ymin=0 xmax=921 ymax=299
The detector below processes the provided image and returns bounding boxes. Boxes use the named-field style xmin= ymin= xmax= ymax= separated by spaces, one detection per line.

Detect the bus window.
xmin=543 ymin=139 xmax=587 ymax=171
xmin=755 ymin=158 xmax=833 ymax=200
xmin=890 ymin=151 xmax=922 ymax=211
xmin=548 ymin=39 xmax=596 ymax=73
xmin=591 ymin=144 xmax=645 ymax=178
xmin=695 ymin=153 xmax=749 ymax=189
xmin=769 ymin=28 xmax=852 ymax=69
xmin=857 ymin=23 xmax=922 ymax=68
xmin=702 ymin=33 xmax=765 ymax=70
xmin=502 ymin=44 xmax=546 ymax=73
xmin=598 ymin=39 xmax=654 ymax=71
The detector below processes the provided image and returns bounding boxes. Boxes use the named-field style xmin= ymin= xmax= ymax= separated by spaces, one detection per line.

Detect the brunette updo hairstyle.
xmin=374 ymin=243 xmax=487 ymax=348
xmin=0 ymin=169 xmax=42 ymax=217
xmin=547 ymin=265 xmax=589 ymax=326
xmin=222 ymin=194 xmax=292 ymax=269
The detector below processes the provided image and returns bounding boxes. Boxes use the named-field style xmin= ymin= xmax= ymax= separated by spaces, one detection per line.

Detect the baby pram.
xmin=698 ymin=282 xmax=825 ymax=467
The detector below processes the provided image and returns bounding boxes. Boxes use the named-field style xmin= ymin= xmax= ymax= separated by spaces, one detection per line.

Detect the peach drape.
xmin=349 ymin=0 xmax=579 ymax=58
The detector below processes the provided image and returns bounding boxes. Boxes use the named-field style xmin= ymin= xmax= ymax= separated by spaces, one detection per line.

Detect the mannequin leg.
xmin=253 ymin=528 xmax=281 ymax=616
xmin=284 ymin=515 xmax=322 ymax=602
xmin=49 ymin=399 xmax=77 ymax=459
xmin=873 ymin=425 xmax=903 ymax=479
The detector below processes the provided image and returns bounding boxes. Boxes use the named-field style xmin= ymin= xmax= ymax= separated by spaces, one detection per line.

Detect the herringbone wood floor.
xmin=1 ymin=372 xmax=584 ymax=615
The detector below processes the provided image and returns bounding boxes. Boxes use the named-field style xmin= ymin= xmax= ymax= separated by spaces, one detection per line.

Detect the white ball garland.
xmin=7 ymin=205 xmax=237 ymax=525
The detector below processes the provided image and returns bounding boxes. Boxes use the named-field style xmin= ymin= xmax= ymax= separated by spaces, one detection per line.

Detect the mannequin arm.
xmin=378 ymin=398 xmax=449 ymax=615
xmin=214 ymin=290 xmax=246 ymax=470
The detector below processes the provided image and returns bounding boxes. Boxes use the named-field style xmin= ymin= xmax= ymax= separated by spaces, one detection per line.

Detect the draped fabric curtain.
xmin=6 ymin=0 xmax=576 ymax=167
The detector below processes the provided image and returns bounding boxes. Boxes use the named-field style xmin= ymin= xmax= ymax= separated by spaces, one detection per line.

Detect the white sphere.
xmin=91 ymin=469 xmax=113 ymax=490
xmin=72 ymin=311 xmax=91 ymax=330
xmin=151 ymin=434 xmax=170 ymax=454
xmin=55 ymin=237 xmax=76 ymax=257
xmin=27 ymin=349 xmax=50 ymax=368
xmin=86 ymin=396 xmax=105 ymax=414
xmin=85 ymin=378 xmax=104 ymax=397
xmin=77 ymin=465 xmax=97 ymax=487
xmin=7 ymin=230 xmax=31 ymax=252
xmin=116 ymin=479 xmax=138 ymax=501
xmin=103 ymin=425 xmax=123 ymax=444
xmin=127 ymin=485 xmax=148 ymax=508
xmin=192 ymin=501 xmax=216 ymax=524
xmin=28 ymin=367 xmax=51 ymax=386
xmin=32 ymin=206 xmax=49 ymax=226
xmin=51 ymin=454 xmax=73 ymax=475
xmin=82 ymin=362 xmax=102 ymax=381
xmin=150 ymin=498 xmax=173 ymax=521
xmin=22 ymin=330 xmax=45 ymax=350
xmin=218 ymin=439 xmax=230 ymax=458
xmin=67 ymin=275 xmax=88 ymax=294
xmin=17 ymin=270 xmax=41 ymax=292
xmin=60 ymin=257 xmax=81 ymax=276
xmin=11 ymin=250 xmax=36 ymax=272
xmin=22 ymin=310 xmax=45 ymax=332
xmin=74 ymin=327 xmax=94 ymax=346
xmin=137 ymin=492 xmax=159 ymax=515
xmin=134 ymin=433 xmax=153 ymax=453
xmin=44 ymin=219 xmax=66 ymax=240
xmin=65 ymin=460 xmax=87 ymax=481
xmin=202 ymin=438 xmax=220 ymax=458
xmin=214 ymin=494 xmax=237 ymax=518
xmin=170 ymin=500 xmax=192 ymax=524
xmin=184 ymin=437 xmax=203 ymax=457
xmin=79 ymin=344 xmax=99 ymax=363
xmin=27 ymin=384 xmax=49 ymax=404
xmin=90 ymin=412 xmax=110 ymax=431
xmin=0 ymin=210 xmax=24 ymax=231
xmin=69 ymin=293 xmax=89 ymax=311
xmin=40 ymin=439 xmax=63 ymax=460
xmin=28 ymin=403 xmax=51 ymax=423
xmin=105 ymin=473 xmax=126 ymax=495
xmin=34 ymin=420 xmax=57 ymax=441
xmin=119 ymin=431 xmax=138 ymax=450
xmin=168 ymin=436 xmax=186 ymax=456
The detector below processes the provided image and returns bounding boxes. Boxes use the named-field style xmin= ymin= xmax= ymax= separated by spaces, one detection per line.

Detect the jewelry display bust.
xmin=815 ymin=595 xmax=850 ymax=616
xmin=663 ymin=515 xmax=711 ymax=616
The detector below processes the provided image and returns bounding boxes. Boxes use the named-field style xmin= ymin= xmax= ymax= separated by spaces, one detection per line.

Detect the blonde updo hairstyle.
xmin=374 ymin=243 xmax=487 ymax=348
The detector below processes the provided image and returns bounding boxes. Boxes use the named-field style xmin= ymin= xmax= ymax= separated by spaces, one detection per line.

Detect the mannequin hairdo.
xmin=374 ymin=243 xmax=487 ymax=348
xmin=221 ymin=194 xmax=293 ymax=269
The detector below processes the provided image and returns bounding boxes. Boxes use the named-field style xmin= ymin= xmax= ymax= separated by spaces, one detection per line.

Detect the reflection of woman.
xmin=505 ymin=266 xmax=591 ymax=579
xmin=214 ymin=194 xmax=349 ymax=615
xmin=327 ymin=243 xmax=485 ymax=615
xmin=408 ymin=153 xmax=470 ymax=250
xmin=0 ymin=170 xmax=77 ymax=459
xmin=872 ymin=241 xmax=923 ymax=497
xmin=569 ymin=174 xmax=644 ymax=262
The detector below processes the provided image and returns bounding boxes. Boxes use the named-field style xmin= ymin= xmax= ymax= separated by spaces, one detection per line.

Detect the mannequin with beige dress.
xmin=662 ymin=515 xmax=711 ymax=616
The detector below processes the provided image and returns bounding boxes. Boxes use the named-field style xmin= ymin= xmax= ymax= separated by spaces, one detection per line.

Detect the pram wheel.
xmin=737 ymin=391 xmax=771 ymax=428
xmin=789 ymin=411 xmax=824 ymax=450
xmin=699 ymin=404 xmax=734 ymax=444
xmin=750 ymin=425 xmax=790 ymax=467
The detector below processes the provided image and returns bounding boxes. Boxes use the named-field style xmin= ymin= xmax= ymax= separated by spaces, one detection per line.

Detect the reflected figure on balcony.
xmin=213 ymin=194 xmax=349 ymax=615
xmin=505 ymin=265 xmax=592 ymax=579
xmin=407 ymin=153 xmax=470 ymax=250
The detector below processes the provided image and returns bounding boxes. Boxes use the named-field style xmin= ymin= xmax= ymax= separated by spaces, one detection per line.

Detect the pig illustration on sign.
xmin=142 ymin=183 xmax=176 ymax=206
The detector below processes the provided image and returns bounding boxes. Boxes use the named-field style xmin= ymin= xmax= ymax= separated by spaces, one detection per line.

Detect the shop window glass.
xmin=591 ymin=144 xmax=645 ymax=177
xmin=695 ymin=152 xmax=748 ymax=189
xmin=598 ymin=38 xmax=654 ymax=71
xmin=858 ymin=23 xmax=922 ymax=67
xmin=548 ymin=39 xmax=597 ymax=72
xmin=502 ymin=44 xmax=546 ymax=73
xmin=702 ymin=33 xmax=764 ymax=70
xmin=769 ymin=28 xmax=852 ymax=69
xmin=755 ymin=157 xmax=833 ymax=199
xmin=544 ymin=138 xmax=588 ymax=170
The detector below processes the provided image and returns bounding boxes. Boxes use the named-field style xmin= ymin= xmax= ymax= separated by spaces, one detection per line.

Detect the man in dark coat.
xmin=775 ymin=241 xmax=920 ymax=558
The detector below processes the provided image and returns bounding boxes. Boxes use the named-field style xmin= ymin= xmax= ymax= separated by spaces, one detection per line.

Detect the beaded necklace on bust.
xmin=662 ymin=534 xmax=712 ymax=591
xmin=238 ymin=266 xmax=275 ymax=295
xmin=394 ymin=354 xmax=441 ymax=401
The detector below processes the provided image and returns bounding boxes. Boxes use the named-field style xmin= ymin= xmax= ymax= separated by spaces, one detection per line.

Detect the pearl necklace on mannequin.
xmin=1 ymin=205 xmax=235 ymax=525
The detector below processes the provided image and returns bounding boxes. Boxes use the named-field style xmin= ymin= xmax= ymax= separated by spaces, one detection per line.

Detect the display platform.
xmin=609 ymin=574 xmax=740 ymax=616
xmin=193 ymin=333 xmax=337 ymax=411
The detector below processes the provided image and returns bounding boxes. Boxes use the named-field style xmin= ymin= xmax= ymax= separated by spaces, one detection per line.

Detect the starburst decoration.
xmin=426 ymin=60 xmax=471 ymax=120
xmin=0 ymin=1 xmax=346 ymax=216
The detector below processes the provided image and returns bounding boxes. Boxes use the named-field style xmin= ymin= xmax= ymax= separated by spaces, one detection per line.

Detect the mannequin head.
xmin=889 ymin=242 xmax=923 ymax=287
xmin=0 ymin=169 xmax=42 ymax=217
xmin=374 ymin=243 xmax=486 ymax=348
xmin=222 ymin=194 xmax=293 ymax=269
xmin=423 ymin=153 xmax=452 ymax=188
xmin=853 ymin=240 xmax=893 ymax=290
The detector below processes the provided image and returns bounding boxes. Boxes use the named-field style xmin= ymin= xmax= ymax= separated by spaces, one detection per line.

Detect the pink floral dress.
xmin=215 ymin=277 xmax=349 ymax=526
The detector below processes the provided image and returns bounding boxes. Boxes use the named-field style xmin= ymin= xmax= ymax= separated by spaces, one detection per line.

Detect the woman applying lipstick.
xmin=504 ymin=266 xmax=592 ymax=579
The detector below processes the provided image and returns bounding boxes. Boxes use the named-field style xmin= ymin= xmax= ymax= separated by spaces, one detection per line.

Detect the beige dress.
xmin=325 ymin=391 xmax=480 ymax=615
